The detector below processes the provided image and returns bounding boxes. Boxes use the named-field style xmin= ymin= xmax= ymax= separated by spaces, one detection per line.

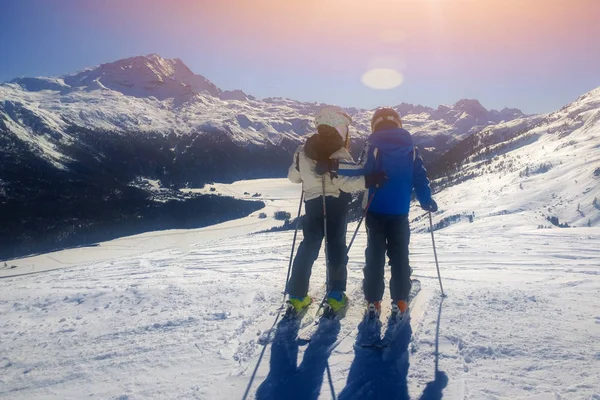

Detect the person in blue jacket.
xmin=335 ymin=107 xmax=438 ymax=318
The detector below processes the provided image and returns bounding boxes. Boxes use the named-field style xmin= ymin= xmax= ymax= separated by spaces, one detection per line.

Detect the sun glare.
xmin=361 ymin=68 xmax=404 ymax=90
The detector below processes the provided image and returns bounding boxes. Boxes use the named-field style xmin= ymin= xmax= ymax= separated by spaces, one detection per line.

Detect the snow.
xmin=2 ymin=114 xmax=69 ymax=169
xmin=2 ymin=177 xmax=600 ymax=399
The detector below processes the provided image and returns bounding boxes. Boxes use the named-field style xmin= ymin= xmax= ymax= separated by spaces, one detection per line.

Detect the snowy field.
xmin=1 ymin=179 xmax=302 ymax=278
xmin=1 ymin=179 xmax=600 ymax=399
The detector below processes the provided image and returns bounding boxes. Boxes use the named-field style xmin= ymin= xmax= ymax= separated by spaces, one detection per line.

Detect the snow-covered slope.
xmin=422 ymin=87 xmax=600 ymax=232
xmin=1 ymin=178 xmax=599 ymax=399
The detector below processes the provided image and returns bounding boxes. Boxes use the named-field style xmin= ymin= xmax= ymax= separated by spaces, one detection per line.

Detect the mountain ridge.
xmin=3 ymin=54 xmax=526 ymax=140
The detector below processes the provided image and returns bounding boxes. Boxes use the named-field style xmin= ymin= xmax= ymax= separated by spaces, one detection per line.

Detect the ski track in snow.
xmin=1 ymin=179 xmax=600 ymax=399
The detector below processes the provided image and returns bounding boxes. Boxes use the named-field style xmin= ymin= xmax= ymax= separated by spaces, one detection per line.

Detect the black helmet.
xmin=371 ymin=107 xmax=402 ymax=132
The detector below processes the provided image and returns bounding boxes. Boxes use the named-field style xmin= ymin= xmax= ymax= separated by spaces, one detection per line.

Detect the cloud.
xmin=361 ymin=68 xmax=404 ymax=90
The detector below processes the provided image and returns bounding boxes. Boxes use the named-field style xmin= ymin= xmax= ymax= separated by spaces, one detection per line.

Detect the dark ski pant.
xmin=286 ymin=195 xmax=349 ymax=298
xmin=363 ymin=212 xmax=411 ymax=302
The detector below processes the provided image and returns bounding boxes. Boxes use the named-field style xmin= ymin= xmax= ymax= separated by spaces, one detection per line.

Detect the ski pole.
xmin=313 ymin=175 xmax=331 ymax=316
xmin=347 ymin=150 xmax=381 ymax=254
xmin=321 ymin=176 xmax=330 ymax=289
xmin=346 ymin=190 xmax=375 ymax=254
xmin=428 ymin=211 xmax=446 ymax=297
xmin=281 ymin=190 xmax=304 ymax=301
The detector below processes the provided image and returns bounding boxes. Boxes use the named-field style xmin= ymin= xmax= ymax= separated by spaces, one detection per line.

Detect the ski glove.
xmin=421 ymin=199 xmax=438 ymax=213
xmin=315 ymin=159 xmax=339 ymax=176
xmin=364 ymin=171 xmax=388 ymax=188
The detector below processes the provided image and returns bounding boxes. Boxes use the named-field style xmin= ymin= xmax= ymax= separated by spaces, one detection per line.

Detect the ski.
xmin=296 ymin=302 xmax=346 ymax=344
xmin=257 ymin=300 xmax=315 ymax=345
xmin=375 ymin=279 xmax=422 ymax=348
xmin=357 ymin=312 xmax=383 ymax=348
xmin=357 ymin=279 xmax=421 ymax=348
xmin=374 ymin=313 xmax=411 ymax=348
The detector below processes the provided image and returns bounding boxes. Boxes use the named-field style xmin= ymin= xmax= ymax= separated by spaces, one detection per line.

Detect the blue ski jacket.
xmin=336 ymin=127 xmax=433 ymax=215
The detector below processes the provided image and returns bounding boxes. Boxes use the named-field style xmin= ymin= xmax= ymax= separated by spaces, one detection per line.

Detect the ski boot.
xmin=324 ymin=291 xmax=347 ymax=317
xmin=366 ymin=301 xmax=381 ymax=320
xmin=390 ymin=299 xmax=409 ymax=321
xmin=285 ymin=295 xmax=312 ymax=318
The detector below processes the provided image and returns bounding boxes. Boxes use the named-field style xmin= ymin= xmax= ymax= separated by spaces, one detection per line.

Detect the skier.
xmin=337 ymin=107 xmax=437 ymax=318
xmin=286 ymin=106 xmax=386 ymax=315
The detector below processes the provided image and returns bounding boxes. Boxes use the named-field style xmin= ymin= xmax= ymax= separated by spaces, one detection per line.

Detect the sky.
xmin=1 ymin=0 xmax=599 ymax=114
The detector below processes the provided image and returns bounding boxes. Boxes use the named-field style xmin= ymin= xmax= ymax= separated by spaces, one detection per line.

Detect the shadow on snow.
xmin=420 ymin=296 xmax=449 ymax=400
xmin=339 ymin=295 xmax=448 ymax=400
xmin=256 ymin=295 xmax=448 ymax=400
xmin=256 ymin=318 xmax=341 ymax=400
xmin=338 ymin=317 xmax=412 ymax=400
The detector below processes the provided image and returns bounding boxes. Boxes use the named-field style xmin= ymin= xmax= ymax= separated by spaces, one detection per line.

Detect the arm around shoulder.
xmin=330 ymin=148 xmax=366 ymax=193
xmin=331 ymin=166 xmax=365 ymax=193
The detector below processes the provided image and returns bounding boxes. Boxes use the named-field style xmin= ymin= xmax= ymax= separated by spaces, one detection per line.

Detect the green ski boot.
xmin=325 ymin=291 xmax=348 ymax=314
xmin=286 ymin=295 xmax=312 ymax=316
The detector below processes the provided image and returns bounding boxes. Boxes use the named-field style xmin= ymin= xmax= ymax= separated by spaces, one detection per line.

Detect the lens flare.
xmin=361 ymin=68 xmax=404 ymax=90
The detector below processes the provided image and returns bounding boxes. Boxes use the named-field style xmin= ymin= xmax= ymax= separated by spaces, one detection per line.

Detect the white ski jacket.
xmin=287 ymin=145 xmax=365 ymax=201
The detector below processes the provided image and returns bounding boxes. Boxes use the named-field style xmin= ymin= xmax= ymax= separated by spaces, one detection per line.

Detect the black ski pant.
xmin=363 ymin=212 xmax=412 ymax=302
xmin=286 ymin=195 xmax=349 ymax=298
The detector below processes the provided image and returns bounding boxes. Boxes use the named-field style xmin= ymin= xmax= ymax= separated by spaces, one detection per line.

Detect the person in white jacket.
xmin=286 ymin=106 xmax=387 ymax=314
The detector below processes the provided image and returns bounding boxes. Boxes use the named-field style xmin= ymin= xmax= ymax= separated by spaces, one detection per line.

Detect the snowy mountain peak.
xmin=74 ymin=54 xmax=186 ymax=79
xmin=570 ymin=86 xmax=600 ymax=109
xmin=453 ymin=99 xmax=488 ymax=119
xmin=112 ymin=54 xmax=183 ymax=77
xmin=60 ymin=54 xmax=221 ymax=100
